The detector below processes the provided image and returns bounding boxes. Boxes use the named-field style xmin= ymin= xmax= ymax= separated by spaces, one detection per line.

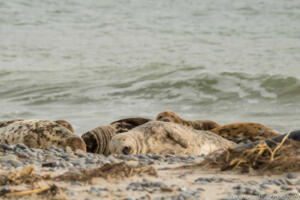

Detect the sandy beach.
xmin=1 ymin=144 xmax=300 ymax=200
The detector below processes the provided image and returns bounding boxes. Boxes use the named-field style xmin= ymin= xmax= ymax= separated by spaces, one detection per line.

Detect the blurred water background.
xmin=0 ymin=0 xmax=300 ymax=134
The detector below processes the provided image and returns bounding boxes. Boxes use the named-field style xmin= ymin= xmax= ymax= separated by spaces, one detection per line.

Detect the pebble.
xmin=0 ymin=186 xmax=11 ymax=196
xmin=0 ymin=142 xmax=299 ymax=200
xmin=151 ymin=154 xmax=162 ymax=160
xmin=89 ymin=186 xmax=103 ymax=196
xmin=15 ymin=143 xmax=27 ymax=150
xmin=42 ymin=161 xmax=59 ymax=168
xmin=281 ymin=185 xmax=293 ymax=191
xmin=70 ymin=191 xmax=77 ymax=196
xmin=10 ymin=159 xmax=22 ymax=167
xmin=0 ymin=144 xmax=13 ymax=151
xmin=194 ymin=177 xmax=234 ymax=184
xmin=287 ymin=173 xmax=297 ymax=179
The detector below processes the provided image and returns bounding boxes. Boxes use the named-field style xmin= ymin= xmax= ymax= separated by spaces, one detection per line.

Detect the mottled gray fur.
xmin=0 ymin=120 xmax=86 ymax=151
xmin=81 ymin=117 xmax=151 ymax=155
xmin=109 ymin=121 xmax=236 ymax=155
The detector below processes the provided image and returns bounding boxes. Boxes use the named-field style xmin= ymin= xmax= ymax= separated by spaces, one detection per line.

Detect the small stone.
xmin=15 ymin=143 xmax=27 ymax=150
xmin=287 ymin=173 xmax=297 ymax=179
xmin=281 ymin=185 xmax=293 ymax=191
xmin=42 ymin=161 xmax=58 ymax=168
xmin=90 ymin=186 xmax=97 ymax=192
xmin=73 ymin=158 xmax=85 ymax=165
xmin=15 ymin=152 xmax=29 ymax=159
xmin=262 ymin=180 xmax=273 ymax=185
xmin=0 ymin=144 xmax=13 ymax=151
xmin=194 ymin=177 xmax=212 ymax=184
xmin=65 ymin=146 xmax=73 ymax=153
xmin=153 ymin=182 xmax=165 ymax=187
xmin=0 ymin=186 xmax=11 ymax=196
xmin=285 ymin=179 xmax=295 ymax=185
xmin=138 ymin=155 xmax=148 ymax=160
xmin=247 ymin=180 xmax=258 ymax=185
xmin=151 ymin=155 xmax=162 ymax=160
xmin=260 ymin=184 xmax=269 ymax=190
xmin=273 ymin=180 xmax=282 ymax=186
xmin=233 ymin=185 xmax=241 ymax=190
xmin=10 ymin=159 xmax=22 ymax=167
xmin=252 ymin=189 xmax=260 ymax=196
xmin=71 ymin=181 xmax=79 ymax=185
xmin=90 ymin=186 xmax=102 ymax=196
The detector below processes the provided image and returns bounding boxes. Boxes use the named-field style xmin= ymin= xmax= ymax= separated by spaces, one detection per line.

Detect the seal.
xmin=54 ymin=120 xmax=75 ymax=133
xmin=81 ymin=117 xmax=151 ymax=155
xmin=233 ymin=130 xmax=300 ymax=151
xmin=155 ymin=111 xmax=279 ymax=144
xmin=210 ymin=122 xmax=280 ymax=144
xmin=109 ymin=121 xmax=236 ymax=155
xmin=0 ymin=119 xmax=86 ymax=151
xmin=156 ymin=111 xmax=220 ymax=130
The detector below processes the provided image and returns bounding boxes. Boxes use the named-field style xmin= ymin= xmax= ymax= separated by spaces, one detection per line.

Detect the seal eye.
xmin=122 ymin=146 xmax=131 ymax=155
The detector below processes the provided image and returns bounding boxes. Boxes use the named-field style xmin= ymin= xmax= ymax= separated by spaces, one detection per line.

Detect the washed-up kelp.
xmin=54 ymin=162 xmax=157 ymax=182
xmin=0 ymin=166 xmax=41 ymax=186
xmin=197 ymin=131 xmax=300 ymax=173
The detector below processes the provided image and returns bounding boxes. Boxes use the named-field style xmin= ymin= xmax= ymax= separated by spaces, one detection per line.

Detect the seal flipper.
xmin=165 ymin=127 xmax=189 ymax=148
xmin=111 ymin=117 xmax=152 ymax=133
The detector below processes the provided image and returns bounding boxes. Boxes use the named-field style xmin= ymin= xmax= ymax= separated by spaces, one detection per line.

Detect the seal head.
xmin=65 ymin=136 xmax=86 ymax=152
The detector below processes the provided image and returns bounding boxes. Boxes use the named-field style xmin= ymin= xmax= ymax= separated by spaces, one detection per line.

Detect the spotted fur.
xmin=156 ymin=111 xmax=220 ymax=130
xmin=81 ymin=117 xmax=151 ymax=155
xmin=109 ymin=121 xmax=236 ymax=155
xmin=0 ymin=120 xmax=86 ymax=151
xmin=54 ymin=120 xmax=74 ymax=133
xmin=210 ymin=122 xmax=280 ymax=144
xmin=0 ymin=119 xmax=23 ymax=128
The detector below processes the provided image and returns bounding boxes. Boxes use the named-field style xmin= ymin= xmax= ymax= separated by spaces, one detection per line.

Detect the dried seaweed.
xmin=54 ymin=162 xmax=157 ymax=182
xmin=193 ymin=134 xmax=300 ymax=174
xmin=0 ymin=165 xmax=41 ymax=186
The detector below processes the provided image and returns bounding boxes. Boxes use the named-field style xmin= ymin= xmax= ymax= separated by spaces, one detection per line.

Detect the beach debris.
xmin=54 ymin=162 xmax=157 ymax=182
xmin=0 ymin=185 xmax=64 ymax=199
xmin=0 ymin=165 xmax=41 ymax=185
xmin=191 ymin=133 xmax=300 ymax=173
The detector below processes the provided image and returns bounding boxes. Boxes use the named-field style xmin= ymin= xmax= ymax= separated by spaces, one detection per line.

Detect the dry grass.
xmin=185 ymin=134 xmax=300 ymax=174
xmin=0 ymin=166 xmax=41 ymax=186
xmin=0 ymin=162 xmax=157 ymax=199
xmin=0 ymin=166 xmax=64 ymax=199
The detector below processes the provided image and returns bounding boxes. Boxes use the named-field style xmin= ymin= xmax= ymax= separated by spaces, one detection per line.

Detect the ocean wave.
xmin=1 ymin=69 xmax=300 ymax=106
xmin=108 ymin=71 xmax=300 ymax=104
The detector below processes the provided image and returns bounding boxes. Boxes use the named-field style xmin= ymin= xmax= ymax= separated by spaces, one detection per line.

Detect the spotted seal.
xmin=155 ymin=111 xmax=279 ymax=144
xmin=109 ymin=121 xmax=236 ymax=155
xmin=81 ymin=117 xmax=151 ymax=155
xmin=0 ymin=119 xmax=86 ymax=151
xmin=210 ymin=122 xmax=280 ymax=144
xmin=156 ymin=111 xmax=220 ymax=130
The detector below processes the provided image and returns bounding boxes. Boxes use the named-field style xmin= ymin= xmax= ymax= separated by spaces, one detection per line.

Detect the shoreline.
xmin=1 ymin=144 xmax=300 ymax=200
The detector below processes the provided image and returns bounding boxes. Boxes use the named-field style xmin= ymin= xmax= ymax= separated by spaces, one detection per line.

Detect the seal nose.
xmin=122 ymin=146 xmax=131 ymax=155
xmin=163 ymin=118 xmax=170 ymax=122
